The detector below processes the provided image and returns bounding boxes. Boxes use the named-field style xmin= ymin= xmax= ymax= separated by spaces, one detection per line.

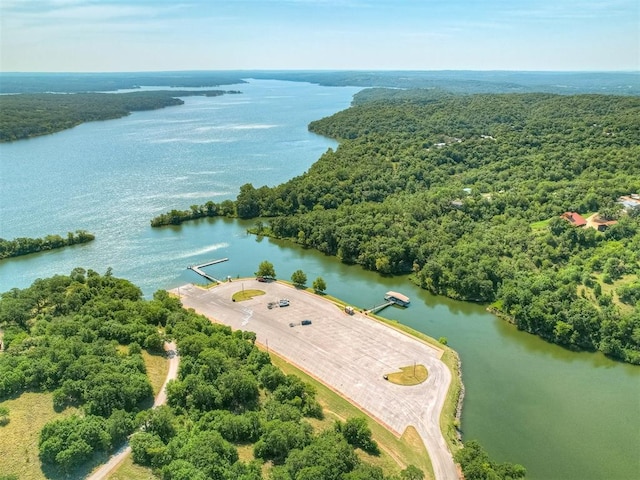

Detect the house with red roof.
xmin=561 ymin=212 xmax=587 ymax=227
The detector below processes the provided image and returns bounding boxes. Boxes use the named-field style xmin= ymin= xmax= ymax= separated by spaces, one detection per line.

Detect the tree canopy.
xmin=0 ymin=270 xmax=450 ymax=478
xmin=152 ymin=91 xmax=640 ymax=363
xmin=0 ymin=90 xmax=237 ymax=142
xmin=0 ymin=231 xmax=95 ymax=260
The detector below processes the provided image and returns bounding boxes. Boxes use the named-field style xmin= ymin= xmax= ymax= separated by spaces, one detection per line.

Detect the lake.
xmin=0 ymin=79 xmax=638 ymax=479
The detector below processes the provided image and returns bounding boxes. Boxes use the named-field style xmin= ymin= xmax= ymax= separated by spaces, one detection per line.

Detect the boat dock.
xmin=364 ymin=291 xmax=410 ymax=315
xmin=384 ymin=291 xmax=410 ymax=307
xmin=187 ymin=257 xmax=228 ymax=283
xmin=365 ymin=301 xmax=395 ymax=315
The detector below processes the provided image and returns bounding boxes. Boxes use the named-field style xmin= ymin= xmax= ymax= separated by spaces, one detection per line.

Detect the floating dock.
xmin=187 ymin=257 xmax=228 ymax=283
xmin=364 ymin=291 xmax=410 ymax=315
xmin=384 ymin=291 xmax=410 ymax=307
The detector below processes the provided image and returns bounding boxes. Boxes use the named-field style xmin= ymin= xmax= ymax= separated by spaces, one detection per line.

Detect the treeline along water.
xmin=0 ymin=79 xmax=638 ymax=479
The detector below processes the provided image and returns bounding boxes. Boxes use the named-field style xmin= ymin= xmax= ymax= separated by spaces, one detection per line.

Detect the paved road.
xmin=174 ymin=280 xmax=459 ymax=480
xmin=86 ymin=342 xmax=179 ymax=480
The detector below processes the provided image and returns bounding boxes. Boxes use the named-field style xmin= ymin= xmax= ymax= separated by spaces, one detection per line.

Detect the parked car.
xmin=279 ymin=299 xmax=290 ymax=307
xmin=301 ymin=319 xmax=312 ymax=326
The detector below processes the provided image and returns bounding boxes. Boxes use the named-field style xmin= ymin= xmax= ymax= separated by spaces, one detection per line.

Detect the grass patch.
xmin=106 ymin=455 xmax=158 ymax=480
xmin=386 ymin=365 xmax=428 ymax=386
xmin=580 ymin=273 xmax=638 ymax=315
xmin=236 ymin=444 xmax=255 ymax=463
xmin=232 ymin=289 xmax=265 ymax=302
xmin=0 ymin=392 xmax=79 ymax=480
xmin=142 ymin=350 xmax=170 ymax=397
xmin=530 ymin=218 xmax=552 ymax=232
xmin=269 ymin=352 xmax=435 ymax=479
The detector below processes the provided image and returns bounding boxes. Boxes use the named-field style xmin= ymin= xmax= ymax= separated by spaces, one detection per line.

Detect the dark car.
xmin=301 ymin=319 xmax=312 ymax=326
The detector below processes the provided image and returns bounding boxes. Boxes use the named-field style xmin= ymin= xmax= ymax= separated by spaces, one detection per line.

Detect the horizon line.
xmin=1 ymin=69 xmax=639 ymax=75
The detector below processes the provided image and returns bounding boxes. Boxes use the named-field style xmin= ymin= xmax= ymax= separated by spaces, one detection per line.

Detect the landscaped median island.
xmin=171 ymin=279 xmax=462 ymax=480
xmin=384 ymin=365 xmax=428 ymax=386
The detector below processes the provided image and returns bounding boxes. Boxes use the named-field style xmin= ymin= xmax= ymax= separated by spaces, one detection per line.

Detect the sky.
xmin=0 ymin=0 xmax=638 ymax=72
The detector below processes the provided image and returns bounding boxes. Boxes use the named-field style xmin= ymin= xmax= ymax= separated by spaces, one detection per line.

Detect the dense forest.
xmin=0 ymin=72 xmax=247 ymax=94
xmin=0 ymin=231 xmax=95 ymax=260
xmin=3 ymin=270 xmax=499 ymax=479
xmin=0 ymin=90 xmax=238 ymax=142
xmin=247 ymin=70 xmax=640 ymax=95
xmin=151 ymin=91 xmax=640 ymax=363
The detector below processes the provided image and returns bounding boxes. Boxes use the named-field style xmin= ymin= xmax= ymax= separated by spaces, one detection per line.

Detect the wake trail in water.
xmin=177 ymin=243 xmax=229 ymax=260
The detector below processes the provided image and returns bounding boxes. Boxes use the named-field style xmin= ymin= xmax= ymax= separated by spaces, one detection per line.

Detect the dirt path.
xmin=85 ymin=341 xmax=179 ymax=480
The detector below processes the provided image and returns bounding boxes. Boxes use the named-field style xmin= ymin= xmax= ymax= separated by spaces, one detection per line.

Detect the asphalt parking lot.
xmin=172 ymin=280 xmax=457 ymax=480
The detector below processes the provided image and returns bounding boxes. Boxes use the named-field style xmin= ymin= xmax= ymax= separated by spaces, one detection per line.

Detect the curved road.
xmin=86 ymin=341 xmax=179 ymax=480
xmin=173 ymin=280 xmax=459 ymax=480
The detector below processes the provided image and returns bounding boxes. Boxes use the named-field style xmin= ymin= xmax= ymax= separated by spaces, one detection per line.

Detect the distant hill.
xmin=0 ymin=71 xmax=247 ymax=94
xmin=1 ymin=70 xmax=638 ymax=95
xmin=249 ymin=70 xmax=640 ymax=96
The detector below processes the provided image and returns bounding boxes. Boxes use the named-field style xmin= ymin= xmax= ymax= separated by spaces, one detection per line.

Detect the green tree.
xmin=161 ymin=460 xmax=208 ymax=480
xmin=130 ymin=431 xmax=167 ymax=467
xmin=253 ymin=419 xmax=312 ymax=464
xmin=335 ymin=416 xmax=379 ymax=455
xmin=291 ymin=269 xmax=307 ymax=288
xmin=258 ymin=364 xmax=287 ymax=391
xmin=216 ymin=369 xmax=260 ymax=411
xmin=256 ymin=260 xmax=276 ymax=279
xmin=136 ymin=406 xmax=176 ymax=443
xmin=312 ymin=276 xmax=327 ymax=293
xmin=344 ymin=464 xmax=385 ymax=480
xmin=177 ymin=430 xmax=238 ymax=477
xmin=144 ymin=332 xmax=165 ymax=352
xmin=400 ymin=464 xmax=425 ymax=480
xmin=236 ymin=183 xmax=261 ymax=218
xmin=284 ymin=431 xmax=358 ymax=479
xmin=0 ymin=406 xmax=9 ymax=426
xmin=455 ymin=440 xmax=526 ymax=480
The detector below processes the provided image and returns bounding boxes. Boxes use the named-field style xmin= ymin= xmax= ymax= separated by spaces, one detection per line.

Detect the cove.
xmin=0 ymin=80 xmax=638 ymax=479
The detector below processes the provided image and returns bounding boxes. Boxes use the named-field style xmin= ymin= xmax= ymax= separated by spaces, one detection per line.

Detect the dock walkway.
xmin=187 ymin=257 xmax=228 ymax=283
xmin=365 ymin=301 xmax=394 ymax=315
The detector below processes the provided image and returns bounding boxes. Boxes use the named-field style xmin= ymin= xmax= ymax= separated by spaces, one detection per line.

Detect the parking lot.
xmin=172 ymin=280 xmax=457 ymax=480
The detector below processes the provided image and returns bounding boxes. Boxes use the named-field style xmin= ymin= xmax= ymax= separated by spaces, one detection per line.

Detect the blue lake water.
xmin=0 ymin=80 xmax=360 ymax=293
xmin=0 ymin=79 xmax=638 ymax=480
